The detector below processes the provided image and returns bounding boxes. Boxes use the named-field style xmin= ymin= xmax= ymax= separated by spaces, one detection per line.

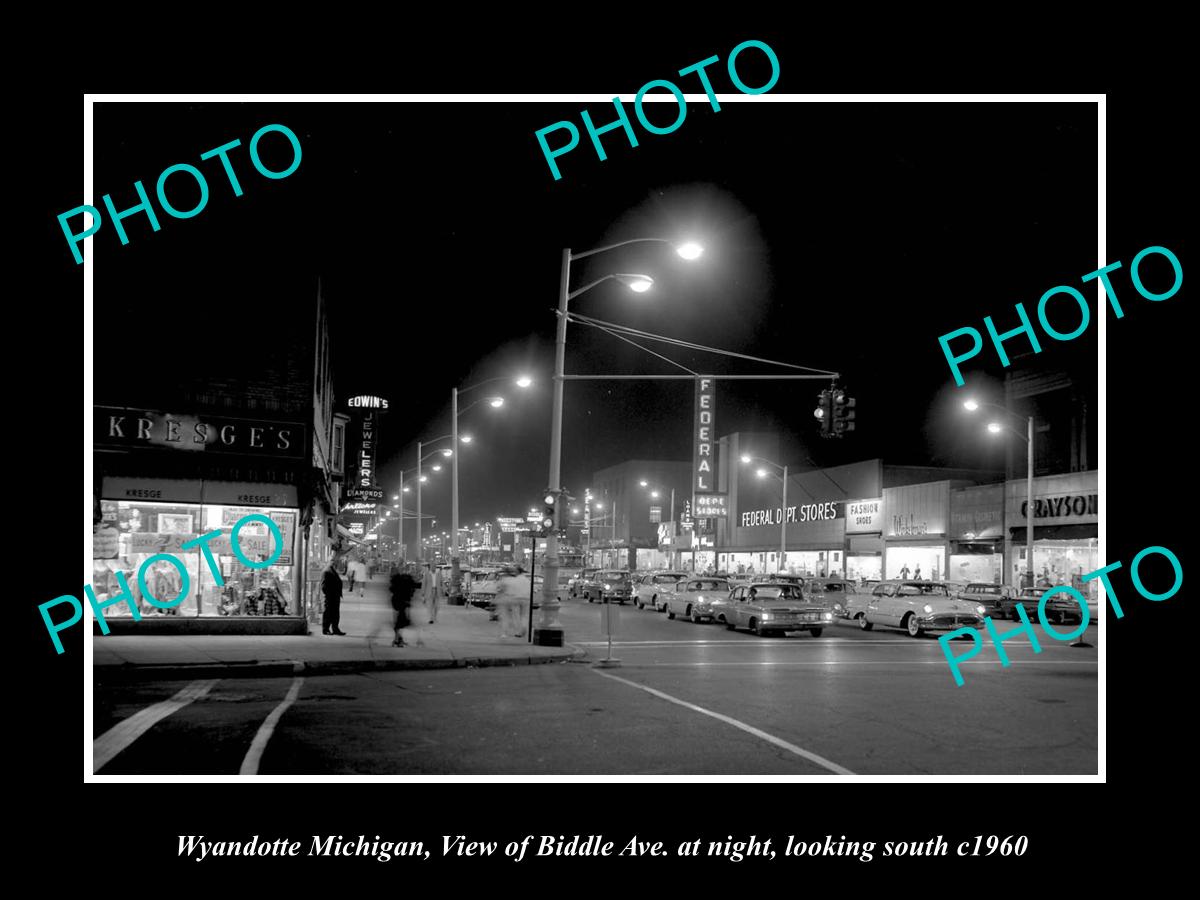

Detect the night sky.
xmin=93 ymin=98 xmax=1097 ymax=528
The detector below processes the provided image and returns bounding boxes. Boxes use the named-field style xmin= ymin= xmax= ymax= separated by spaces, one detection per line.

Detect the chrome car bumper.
xmin=917 ymin=614 xmax=984 ymax=631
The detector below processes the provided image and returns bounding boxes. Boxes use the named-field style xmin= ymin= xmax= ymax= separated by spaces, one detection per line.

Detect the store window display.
xmin=93 ymin=499 xmax=300 ymax=617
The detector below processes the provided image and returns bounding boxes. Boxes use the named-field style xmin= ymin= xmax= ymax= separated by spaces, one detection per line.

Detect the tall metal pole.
xmin=669 ymin=487 xmax=675 ymax=570
xmin=780 ymin=464 xmax=789 ymax=574
xmin=397 ymin=468 xmax=404 ymax=563
xmin=536 ymin=247 xmax=570 ymax=646
xmin=416 ymin=441 xmax=423 ymax=563
xmin=451 ymin=387 xmax=461 ymax=603
xmin=1026 ymin=415 xmax=1035 ymax=589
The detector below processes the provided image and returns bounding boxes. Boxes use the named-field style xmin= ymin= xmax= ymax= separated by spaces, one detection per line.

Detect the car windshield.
xmin=654 ymin=574 xmax=683 ymax=583
xmin=600 ymin=572 xmax=627 ymax=582
xmin=749 ymin=585 xmax=802 ymax=601
xmin=897 ymin=583 xmax=951 ymax=596
xmin=688 ymin=580 xmax=730 ymax=592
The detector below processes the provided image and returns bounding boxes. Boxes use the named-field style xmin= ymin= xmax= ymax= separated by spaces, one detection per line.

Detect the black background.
xmin=30 ymin=18 xmax=1188 ymax=885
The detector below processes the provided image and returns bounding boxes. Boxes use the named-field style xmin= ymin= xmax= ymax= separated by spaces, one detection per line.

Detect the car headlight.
xmin=976 ymin=605 xmax=987 ymax=615
xmin=822 ymin=612 xmax=833 ymax=621
xmin=923 ymin=604 xmax=933 ymax=614
xmin=761 ymin=613 xmax=773 ymax=621
xmin=833 ymin=602 xmax=844 ymax=613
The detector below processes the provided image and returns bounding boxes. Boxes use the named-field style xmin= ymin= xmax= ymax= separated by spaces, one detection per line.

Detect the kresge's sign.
xmin=95 ymin=407 xmax=304 ymax=459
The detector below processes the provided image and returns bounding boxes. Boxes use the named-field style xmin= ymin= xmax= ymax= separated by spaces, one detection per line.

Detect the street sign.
xmin=694 ymin=492 xmax=729 ymax=518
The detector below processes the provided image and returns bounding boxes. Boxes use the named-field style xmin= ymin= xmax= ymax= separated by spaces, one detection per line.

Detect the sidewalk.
xmin=94 ymin=576 xmax=579 ymax=681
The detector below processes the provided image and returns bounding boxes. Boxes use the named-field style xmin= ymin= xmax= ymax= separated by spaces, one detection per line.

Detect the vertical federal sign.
xmin=693 ymin=377 xmax=716 ymax=492
xmin=693 ymin=377 xmax=716 ymax=553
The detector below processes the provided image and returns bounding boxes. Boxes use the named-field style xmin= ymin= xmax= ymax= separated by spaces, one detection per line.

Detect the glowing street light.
xmin=987 ymin=422 xmax=1003 ymax=434
xmin=676 ymin=241 xmax=704 ymax=260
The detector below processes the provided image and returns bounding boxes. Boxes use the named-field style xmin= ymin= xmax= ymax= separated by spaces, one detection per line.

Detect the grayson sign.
xmin=741 ymin=501 xmax=841 ymax=527
xmin=1021 ymin=493 xmax=1098 ymax=520
xmin=693 ymin=377 xmax=715 ymax=492
xmin=95 ymin=407 xmax=304 ymax=459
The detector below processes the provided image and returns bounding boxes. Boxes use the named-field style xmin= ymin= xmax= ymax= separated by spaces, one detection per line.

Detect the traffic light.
xmin=541 ymin=492 xmax=557 ymax=532
xmin=814 ymin=389 xmax=833 ymax=436
xmin=832 ymin=389 xmax=857 ymax=435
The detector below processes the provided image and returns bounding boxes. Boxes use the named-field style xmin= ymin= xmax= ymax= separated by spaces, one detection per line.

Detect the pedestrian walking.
xmin=494 ymin=565 xmax=531 ymax=638
xmin=389 ymin=566 xmax=423 ymax=647
xmin=428 ymin=565 xmax=441 ymax=624
xmin=352 ymin=558 xmax=368 ymax=596
xmin=321 ymin=561 xmax=346 ymax=635
xmin=347 ymin=557 xmax=357 ymax=593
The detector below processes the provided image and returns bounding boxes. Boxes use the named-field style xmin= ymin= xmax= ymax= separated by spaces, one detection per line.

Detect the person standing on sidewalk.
xmin=428 ymin=564 xmax=441 ymax=624
xmin=347 ymin=555 xmax=358 ymax=594
xmin=321 ymin=562 xmax=346 ymax=636
xmin=354 ymin=558 xmax=369 ymax=596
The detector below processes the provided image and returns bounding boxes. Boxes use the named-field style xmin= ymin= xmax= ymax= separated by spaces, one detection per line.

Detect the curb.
xmin=94 ymin=647 xmax=582 ymax=683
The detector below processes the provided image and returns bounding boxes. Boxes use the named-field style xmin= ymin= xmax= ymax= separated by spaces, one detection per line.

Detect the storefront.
xmin=949 ymin=483 xmax=1006 ymax=584
xmin=92 ymin=406 xmax=312 ymax=634
xmin=844 ymin=498 xmax=883 ymax=582
xmin=93 ymin=478 xmax=304 ymax=623
xmin=882 ymin=482 xmax=954 ymax=581
xmin=1005 ymin=471 xmax=1098 ymax=594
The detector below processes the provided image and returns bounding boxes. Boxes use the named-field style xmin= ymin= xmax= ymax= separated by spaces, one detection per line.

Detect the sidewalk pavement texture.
xmin=94 ymin=576 xmax=580 ymax=681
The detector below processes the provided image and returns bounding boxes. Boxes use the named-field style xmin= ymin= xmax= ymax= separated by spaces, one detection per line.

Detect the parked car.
xmin=803 ymin=577 xmax=859 ymax=618
xmin=956 ymin=582 xmax=1017 ymax=618
xmin=857 ymin=580 xmax=987 ymax=637
xmin=999 ymin=587 xmax=1085 ymax=625
xmin=710 ymin=582 xmax=834 ymax=637
xmin=585 ymin=569 xmax=634 ymax=604
xmin=663 ymin=577 xmax=732 ymax=622
xmin=635 ymin=572 xmax=689 ymax=610
xmin=468 ymin=570 xmax=500 ymax=609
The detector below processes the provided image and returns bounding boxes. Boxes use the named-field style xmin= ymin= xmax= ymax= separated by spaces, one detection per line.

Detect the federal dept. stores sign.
xmin=740 ymin=501 xmax=842 ymax=528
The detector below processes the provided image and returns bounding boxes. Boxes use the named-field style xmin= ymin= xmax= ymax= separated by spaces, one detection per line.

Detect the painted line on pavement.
xmin=615 ymin=660 xmax=1098 ymax=667
xmin=239 ymin=676 xmax=305 ymax=776
xmin=93 ymin=679 xmax=220 ymax=773
xmin=590 ymin=667 xmax=855 ymax=775
xmin=574 ymin=639 xmax=1044 ymax=646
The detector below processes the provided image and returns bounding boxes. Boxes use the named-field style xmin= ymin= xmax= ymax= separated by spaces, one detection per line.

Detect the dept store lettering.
xmin=742 ymin=502 xmax=839 ymax=527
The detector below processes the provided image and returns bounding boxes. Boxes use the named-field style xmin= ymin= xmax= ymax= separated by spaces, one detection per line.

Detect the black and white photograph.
xmin=79 ymin=89 xmax=1113 ymax=779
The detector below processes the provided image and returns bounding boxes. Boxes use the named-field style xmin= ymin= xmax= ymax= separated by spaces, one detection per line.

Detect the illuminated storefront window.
xmin=92 ymin=500 xmax=300 ymax=617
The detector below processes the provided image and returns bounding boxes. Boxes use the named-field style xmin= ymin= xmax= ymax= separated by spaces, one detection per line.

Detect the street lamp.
xmin=450 ymin=376 xmax=533 ymax=603
xmin=742 ymin=453 xmax=789 ymax=574
xmin=964 ymin=398 xmax=1036 ymax=589
xmin=415 ymin=438 xmax=460 ymax=563
xmin=541 ymin=237 xmax=703 ymax=645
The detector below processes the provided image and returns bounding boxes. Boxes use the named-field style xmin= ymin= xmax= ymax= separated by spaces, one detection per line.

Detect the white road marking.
xmin=93 ymin=679 xmax=220 ymax=773
xmin=239 ymin=677 xmax=304 ymax=776
xmin=611 ymin=660 xmax=1098 ymax=667
xmin=574 ymin=638 xmax=1045 ymax=646
xmin=591 ymin=668 xmax=855 ymax=775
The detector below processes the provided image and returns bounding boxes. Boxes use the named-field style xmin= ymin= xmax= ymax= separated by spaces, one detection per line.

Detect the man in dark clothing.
xmin=390 ymin=568 xmax=421 ymax=647
xmin=322 ymin=562 xmax=346 ymax=635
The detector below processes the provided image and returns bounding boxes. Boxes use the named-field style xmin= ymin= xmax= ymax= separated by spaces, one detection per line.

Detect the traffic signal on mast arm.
xmin=832 ymin=389 xmax=857 ymax=435
xmin=814 ymin=389 xmax=833 ymax=436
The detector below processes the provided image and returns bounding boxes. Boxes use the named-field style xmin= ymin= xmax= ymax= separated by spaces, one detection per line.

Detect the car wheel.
xmin=857 ymin=614 xmax=873 ymax=632
xmin=810 ymin=627 xmax=824 ymax=638
xmin=751 ymin=618 xmax=764 ymax=636
xmin=905 ymin=614 xmax=923 ymax=638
